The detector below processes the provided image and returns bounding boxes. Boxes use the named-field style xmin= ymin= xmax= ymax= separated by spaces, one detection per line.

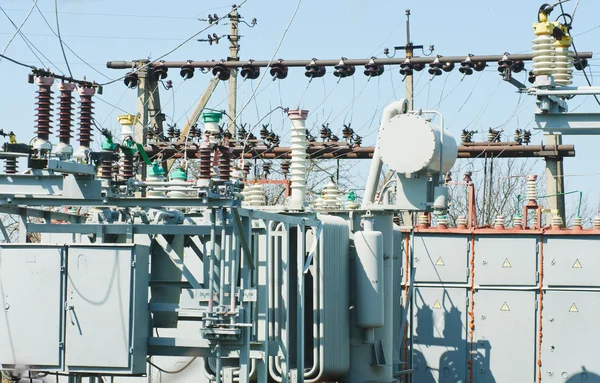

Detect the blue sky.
xmin=1 ymin=0 xmax=599 ymax=212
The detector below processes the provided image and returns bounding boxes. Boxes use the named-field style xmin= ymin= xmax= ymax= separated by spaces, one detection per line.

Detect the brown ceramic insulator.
xmin=56 ymin=83 xmax=75 ymax=145
xmin=4 ymin=158 xmax=17 ymax=174
xmin=78 ymin=94 xmax=94 ymax=148
xmin=119 ymin=155 xmax=135 ymax=181
xmin=218 ymin=148 xmax=231 ymax=182
xmin=199 ymin=145 xmax=212 ymax=180
xmin=35 ymin=85 xmax=54 ymax=141
xmin=99 ymin=159 xmax=113 ymax=179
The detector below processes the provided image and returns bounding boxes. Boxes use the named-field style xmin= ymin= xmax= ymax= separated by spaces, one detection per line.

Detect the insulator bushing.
xmin=167 ymin=125 xmax=175 ymax=139
xmin=442 ymin=62 xmax=455 ymax=72
xmin=218 ymin=147 xmax=231 ymax=182
xmin=212 ymin=63 xmax=231 ymax=81
xmin=574 ymin=57 xmax=588 ymax=71
xmin=281 ymin=160 xmax=290 ymax=176
xmin=511 ymin=60 xmax=525 ymax=73
xmin=305 ymin=59 xmax=326 ymax=78
xmin=400 ymin=58 xmax=413 ymax=76
xmin=77 ymin=85 xmax=95 ymax=150
xmin=241 ymin=62 xmax=260 ymax=80
xmin=199 ymin=144 xmax=212 ymax=180
xmin=242 ymin=161 xmax=251 ymax=178
xmin=99 ymin=158 xmax=113 ymax=179
xmin=334 ymin=58 xmax=355 ymax=78
xmin=34 ymin=75 xmax=55 ymax=142
xmin=364 ymin=58 xmax=384 ymax=77
xmin=428 ymin=57 xmax=443 ymax=76
xmin=331 ymin=134 xmax=339 ymax=142
xmin=270 ymin=60 xmax=288 ymax=80
xmin=413 ymin=63 xmax=425 ymax=72
xmin=152 ymin=63 xmax=168 ymax=80
xmin=119 ymin=154 xmax=135 ymax=181
xmin=124 ymin=72 xmax=139 ymax=88
xmin=4 ymin=158 xmax=16 ymax=174
xmin=473 ymin=62 xmax=486 ymax=72
xmin=497 ymin=53 xmax=512 ymax=73
xmin=189 ymin=124 xmax=198 ymax=138
xmin=180 ymin=64 xmax=195 ymax=79
xmin=259 ymin=125 xmax=269 ymax=139
xmin=56 ymin=82 xmax=75 ymax=145
xmin=342 ymin=124 xmax=353 ymax=139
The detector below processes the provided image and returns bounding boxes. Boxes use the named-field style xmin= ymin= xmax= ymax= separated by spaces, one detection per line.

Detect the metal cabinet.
xmin=476 ymin=235 xmax=538 ymax=286
xmin=413 ymin=235 xmax=469 ymax=283
xmin=0 ymin=245 xmax=64 ymax=369
xmin=544 ymin=237 xmax=600 ymax=287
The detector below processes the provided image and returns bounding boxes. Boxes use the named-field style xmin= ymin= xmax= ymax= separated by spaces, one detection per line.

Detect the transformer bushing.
xmin=218 ymin=147 xmax=231 ymax=182
xmin=198 ymin=141 xmax=212 ymax=183
xmin=34 ymin=75 xmax=55 ymax=152
xmin=287 ymin=109 xmax=309 ymax=210
xmin=4 ymin=157 xmax=16 ymax=174
xmin=55 ymin=82 xmax=76 ymax=159
xmin=76 ymin=85 xmax=96 ymax=159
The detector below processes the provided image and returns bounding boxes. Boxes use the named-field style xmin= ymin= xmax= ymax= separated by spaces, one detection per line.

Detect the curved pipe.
xmin=362 ymin=99 xmax=408 ymax=209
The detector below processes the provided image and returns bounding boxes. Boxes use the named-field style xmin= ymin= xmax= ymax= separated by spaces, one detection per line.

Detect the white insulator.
xmin=313 ymin=196 xmax=325 ymax=210
xmin=495 ymin=215 xmax=505 ymax=229
xmin=552 ymin=215 xmax=563 ymax=229
xmin=457 ymin=216 xmax=467 ymax=227
xmin=514 ymin=216 xmax=523 ymax=228
xmin=147 ymin=174 xmax=167 ymax=197
xmin=287 ymin=110 xmax=309 ymax=210
xmin=418 ymin=214 xmax=429 ymax=226
xmin=526 ymin=175 xmax=538 ymax=203
xmin=242 ymin=183 xmax=265 ymax=207
xmin=554 ymin=47 xmax=573 ymax=86
xmin=204 ymin=121 xmax=221 ymax=145
xmin=593 ymin=216 xmax=600 ymax=230
xmin=532 ymin=35 xmax=556 ymax=75
xmin=437 ymin=215 xmax=448 ymax=228
xmin=322 ymin=180 xmax=342 ymax=210
xmin=573 ymin=216 xmax=583 ymax=228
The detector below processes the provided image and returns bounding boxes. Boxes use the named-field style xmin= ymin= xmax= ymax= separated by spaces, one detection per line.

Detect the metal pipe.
xmin=230 ymin=231 xmax=239 ymax=313
xmin=208 ymin=208 xmax=216 ymax=312
xmin=142 ymin=144 xmax=576 ymax=160
xmin=106 ymin=52 xmax=593 ymax=69
xmin=219 ymin=208 xmax=227 ymax=306
xmin=296 ymin=224 xmax=305 ymax=383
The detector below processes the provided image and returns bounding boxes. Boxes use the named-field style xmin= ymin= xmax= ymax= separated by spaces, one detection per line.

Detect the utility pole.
xmin=387 ymin=9 xmax=432 ymax=111
xmin=228 ymin=7 xmax=240 ymax=136
xmin=545 ymin=135 xmax=566 ymax=221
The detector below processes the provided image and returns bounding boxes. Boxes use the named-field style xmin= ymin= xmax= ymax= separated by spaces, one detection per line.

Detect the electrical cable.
xmin=99 ymin=0 xmax=248 ymax=86
xmin=559 ymin=1 xmax=600 ymax=107
xmin=34 ymin=2 xmax=114 ymax=80
xmin=0 ymin=0 xmax=37 ymax=64
xmin=0 ymin=4 xmax=51 ymax=69
xmin=54 ymin=0 xmax=72 ymax=77
xmin=0 ymin=53 xmax=36 ymax=69
xmin=147 ymin=357 xmax=197 ymax=374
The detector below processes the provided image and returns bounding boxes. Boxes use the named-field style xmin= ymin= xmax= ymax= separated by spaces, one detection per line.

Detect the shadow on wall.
xmin=566 ymin=368 xmax=600 ymax=382
xmin=411 ymin=289 xmax=496 ymax=383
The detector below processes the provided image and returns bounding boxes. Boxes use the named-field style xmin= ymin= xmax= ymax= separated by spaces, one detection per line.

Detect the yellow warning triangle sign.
xmin=433 ymin=300 xmax=442 ymax=309
xmin=435 ymin=257 xmax=445 ymax=266
xmin=502 ymin=259 xmax=512 ymax=268
xmin=572 ymin=259 xmax=582 ymax=268
xmin=569 ymin=303 xmax=579 ymax=313
xmin=500 ymin=302 xmax=510 ymax=311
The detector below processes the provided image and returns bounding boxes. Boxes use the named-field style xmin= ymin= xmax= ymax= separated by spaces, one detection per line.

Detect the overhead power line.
xmin=2 ymin=8 xmax=200 ymax=20
xmin=54 ymin=0 xmax=72 ymax=77
xmin=0 ymin=0 xmax=37 ymax=64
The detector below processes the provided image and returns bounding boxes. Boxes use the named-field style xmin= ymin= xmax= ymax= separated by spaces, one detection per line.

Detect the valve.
xmin=334 ymin=58 xmax=355 ymax=78
xmin=180 ymin=62 xmax=195 ymax=79
xmin=212 ymin=62 xmax=231 ymax=81
xmin=305 ymin=58 xmax=326 ymax=78
xmin=152 ymin=63 xmax=168 ymax=80
xmin=270 ymin=60 xmax=288 ymax=80
xmin=364 ymin=57 xmax=384 ymax=77
xmin=241 ymin=60 xmax=260 ymax=80
xmin=124 ymin=72 xmax=139 ymax=88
